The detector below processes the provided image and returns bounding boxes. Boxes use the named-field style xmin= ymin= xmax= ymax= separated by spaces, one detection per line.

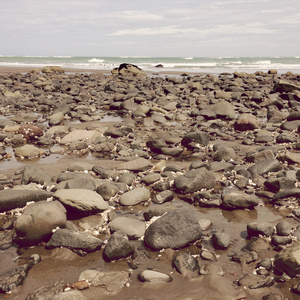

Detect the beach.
xmin=0 ymin=64 xmax=300 ymax=300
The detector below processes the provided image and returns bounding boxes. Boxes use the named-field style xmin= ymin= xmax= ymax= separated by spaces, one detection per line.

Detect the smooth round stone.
xmin=109 ymin=216 xmax=145 ymax=239
xmin=14 ymin=144 xmax=41 ymax=158
xmin=119 ymin=187 xmax=150 ymax=206
xmin=138 ymin=270 xmax=172 ymax=283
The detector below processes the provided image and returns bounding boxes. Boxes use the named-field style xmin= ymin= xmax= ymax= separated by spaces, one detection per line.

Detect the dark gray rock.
xmin=14 ymin=201 xmax=67 ymax=246
xmin=181 ymin=132 xmax=210 ymax=149
xmin=0 ymin=189 xmax=53 ymax=213
xmin=274 ymin=243 xmax=300 ymax=277
xmin=234 ymin=113 xmax=260 ymax=131
xmin=45 ymin=228 xmax=103 ymax=255
xmin=247 ymin=222 xmax=275 ymax=237
xmin=103 ymin=231 xmax=135 ymax=262
xmin=221 ymin=191 xmax=259 ymax=209
xmin=173 ymin=253 xmax=199 ymax=278
xmin=118 ymin=173 xmax=135 ymax=185
xmin=213 ymin=146 xmax=236 ymax=162
xmin=276 ymin=221 xmax=292 ymax=236
xmin=141 ymin=173 xmax=161 ymax=185
xmin=248 ymin=159 xmax=282 ymax=176
xmin=144 ymin=209 xmax=202 ymax=250
xmin=273 ymin=80 xmax=300 ymax=93
xmin=173 ymin=168 xmax=216 ymax=194
xmin=212 ymin=232 xmax=231 ymax=249
xmin=153 ymin=190 xmax=174 ymax=204
xmin=271 ymin=235 xmax=292 ymax=246
xmin=273 ymin=189 xmax=300 ymax=201
xmin=92 ymin=166 xmax=119 ymax=180
xmin=264 ymin=177 xmax=295 ymax=192
xmin=64 ymin=177 xmax=96 ymax=191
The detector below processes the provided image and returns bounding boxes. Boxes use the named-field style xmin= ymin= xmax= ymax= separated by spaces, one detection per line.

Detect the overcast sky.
xmin=1 ymin=0 xmax=299 ymax=57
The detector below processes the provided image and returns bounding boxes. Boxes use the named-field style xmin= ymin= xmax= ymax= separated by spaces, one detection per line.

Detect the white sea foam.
xmin=88 ymin=58 xmax=105 ymax=63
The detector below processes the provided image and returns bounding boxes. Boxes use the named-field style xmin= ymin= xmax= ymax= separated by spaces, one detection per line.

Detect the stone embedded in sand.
xmin=144 ymin=209 xmax=202 ymax=250
xmin=14 ymin=144 xmax=41 ymax=158
xmin=173 ymin=253 xmax=199 ymax=278
xmin=117 ymin=157 xmax=153 ymax=172
xmin=14 ymin=200 xmax=67 ymax=246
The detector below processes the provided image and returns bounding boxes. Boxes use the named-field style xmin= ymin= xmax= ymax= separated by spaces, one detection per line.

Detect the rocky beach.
xmin=0 ymin=63 xmax=300 ymax=300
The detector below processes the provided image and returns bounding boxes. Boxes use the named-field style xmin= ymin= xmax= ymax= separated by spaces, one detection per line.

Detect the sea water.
xmin=0 ymin=55 xmax=300 ymax=74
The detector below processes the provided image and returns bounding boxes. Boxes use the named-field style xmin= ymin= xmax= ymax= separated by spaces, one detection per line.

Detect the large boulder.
xmin=174 ymin=168 xmax=216 ymax=194
xmin=144 ymin=209 xmax=203 ymax=250
xmin=114 ymin=63 xmax=146 ymax=77
xmin=14 ymin=201 xmax=67 ymax=246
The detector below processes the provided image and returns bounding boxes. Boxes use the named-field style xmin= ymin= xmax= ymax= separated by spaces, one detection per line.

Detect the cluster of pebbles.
xmin=0 ymin=64 xmax=300 ymax=299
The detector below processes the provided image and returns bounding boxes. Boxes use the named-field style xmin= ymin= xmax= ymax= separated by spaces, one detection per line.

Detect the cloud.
xmin=108 ymin=26 xmax=199 ymax=36
xmin=116 ymin=10 xmax=163 ymax=21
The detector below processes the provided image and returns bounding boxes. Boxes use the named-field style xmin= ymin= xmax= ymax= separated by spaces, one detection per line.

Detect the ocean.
xmin=0 ymin=55 xmax=300 ymax=74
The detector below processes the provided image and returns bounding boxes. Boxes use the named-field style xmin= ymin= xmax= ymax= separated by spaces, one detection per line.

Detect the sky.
xmin=0 ymin=0 xmax=299 ymax=57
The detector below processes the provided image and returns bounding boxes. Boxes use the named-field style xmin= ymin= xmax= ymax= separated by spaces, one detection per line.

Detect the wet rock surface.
xmin=0 ymin=67 xmax=300 ymax=299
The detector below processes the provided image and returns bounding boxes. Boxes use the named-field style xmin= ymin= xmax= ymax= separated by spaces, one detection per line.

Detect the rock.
xmin=173 ymin=168 xmax=216 ymax=194
xmin=234 ymin=113 xmax=260 ymax=131
xmin=221 ymin=191 xmax=259 ymax=209
xmin=42 ymin=66 xmax=65 ymax=73
xmin=109 ymin=216 xmax=145 ymax=239
xmin=138 ymin=270 xmax=172 ymax=282
xmin=0 ymin=264 xmax=32 ymax=293
xmin=264 ymin=177 xmax=295 ymax=192
xmin=144 ymin=209 xmax=202 ymax=250
xmin=273 ymin=80 xmax=300 ymax=93
xmin=14 ymin=144 xmax=41 ymax=158
xmin=247 ymin=222 xmax=275 ymax=238
xmin=141 ymin=173 xmax=161 ymax=185
xmin=117 ymin=63 xmax=146 ymax=77
xmin=14 ymin=200 xmax=67 ymax=246
xmin=200 ymin=250 xmax=217 ymax=261
xmin=21 ymin=165 xmax=53 ymax=185
xmin=67 ymin=162 xmax=94 ymax=172
xmin=49 ymin=112 xmax=64 ymax=126
xmin=26 ymin=281 xmax=69 ymax=300
xmin=248 ymin=159 xmax=282 ymax=176
xmin=17 ymin=125 xmax=43 ymax=140
xmin=92 ymin=166 xmax=119 ymax=180
xmin=213 ymin=145 xmax=236 ymax=162
xmin=96 ymin=182 xmax=119 ymax=200
xmin=271 ymin=235 xmax=292 ymax=246
xmin=262 ymin=294 xmax=284 ymax=300
xmin=276 ymin=221 xmax=292 ymax=236
xmin=78 ymin=270 xmax=130 ymax=294
xmin=60 ymin=130 xmax=101 ymax=144
xmin=117 ymin=157 xmax=153 ymax=172
xmin=274 ymin=243 xmax=300 ymax=277
xmin=52 ymin=290 xmax=87 ymax=300
xmin=64 ymin=177 xmax=96 ymax=191
xmin=211 ymin=100 xmax=236 ymax=119
xmin=181 ymin=132 xmax=210 ymax=149
xmin=103 ymin=231 xmax=135 ymax=262
xmin=173 ymin=253 xmax=199 ymax=278
xmin=119 ymin=187 xmax=150 ymax=206
xmin=211 ymin=232 xmax=231 ymax=249
xmin=45 ymin=228 xmax=104 ymax=255
xmin=54 ymin=189 xmax=109 ymax=215
xmin=0 ymin=189 xmax=52 ymax=213
xmin=153 ymin=190 xmax=174 ymax=204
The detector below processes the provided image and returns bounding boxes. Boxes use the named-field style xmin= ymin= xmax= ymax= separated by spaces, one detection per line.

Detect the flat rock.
xmin=247 ymin=222 xmax=275 ymax=237
xmin=144 ymin=209 xmax=203 ymax=250
xmin=60 ymin=130 xmax=101 ymax=144
xmin=21 ymin=165 xmax=53 ymax=185
xmin=248 ymin=159 xmax=282 ymax=176
xmin=55 ymin=189 xmax=109 ymax=214
xmin=119 ymin=187 xmax=151 ymax=206
xmin=26 ymin=281 xmax=69 ymax=300
xmin=117 ymin=157 xmax=153 ymax=172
